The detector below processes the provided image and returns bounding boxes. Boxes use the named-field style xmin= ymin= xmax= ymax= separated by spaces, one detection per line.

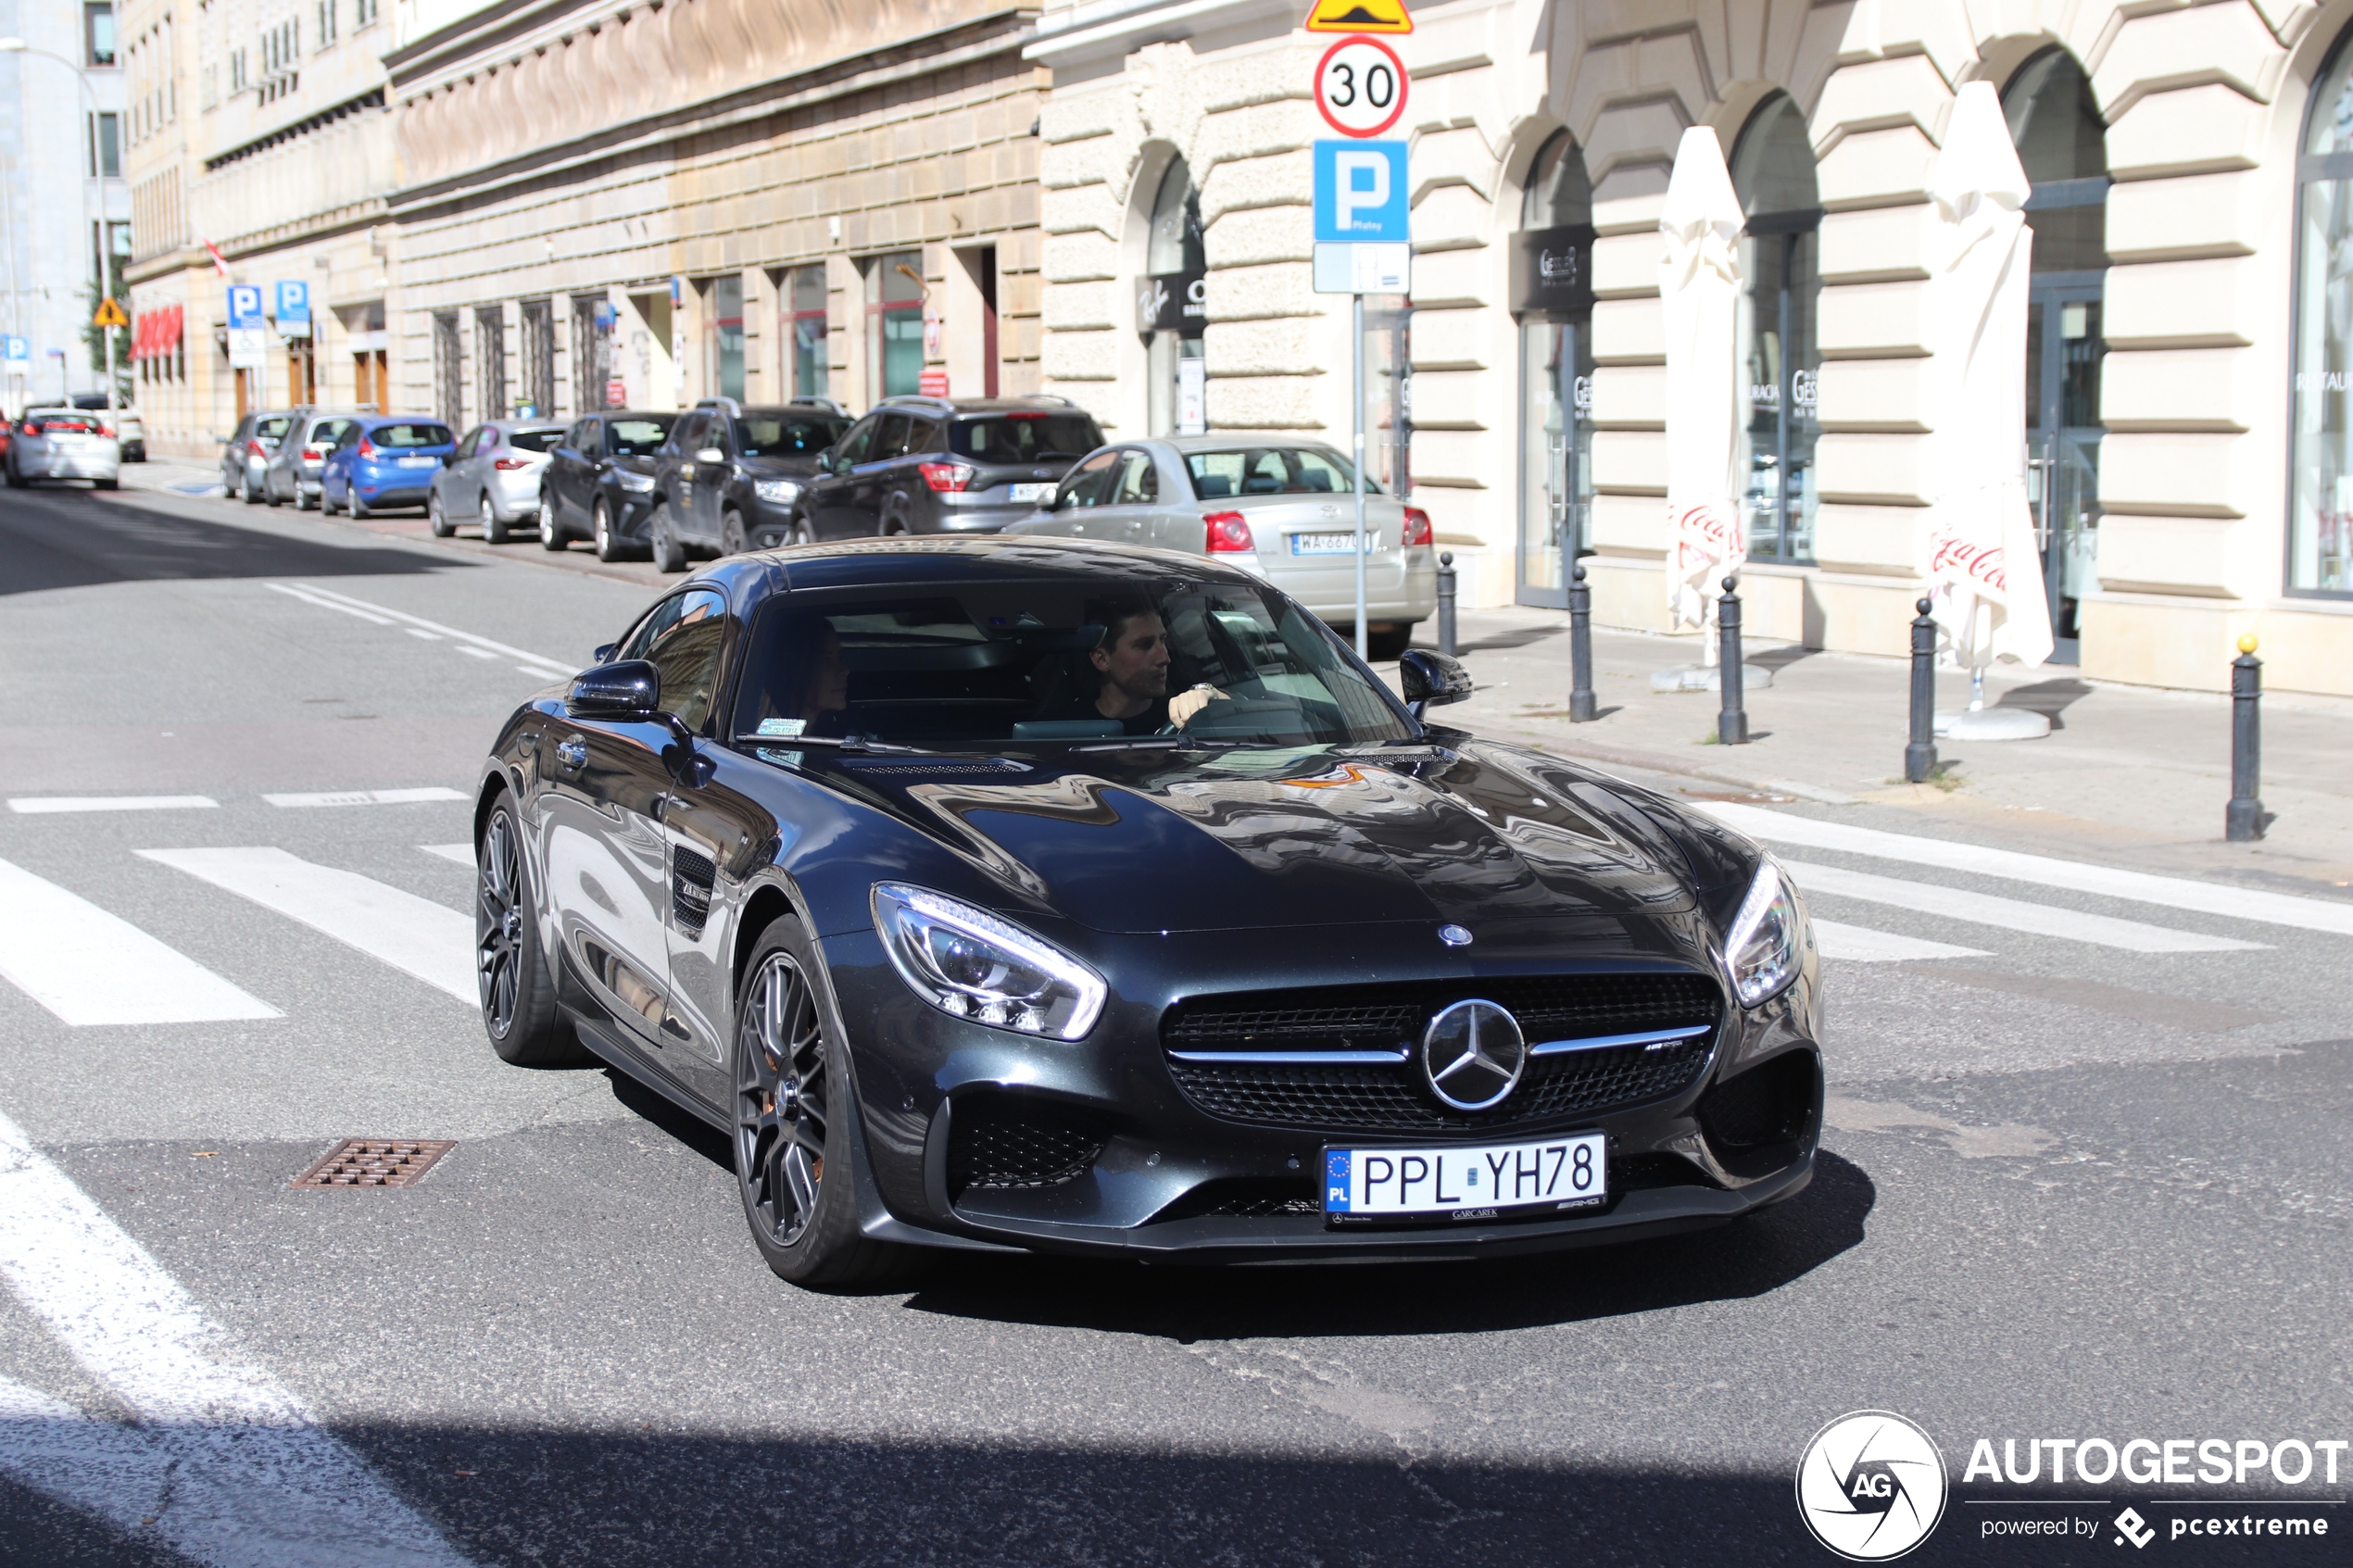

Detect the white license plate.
xmin=1291 ymin=531 xmax=1372 ymax=556
xmin=398 ymin=456 xmax=438 ymax=468
xmin=1008 ymin=483 xmax=1055 ymax=502
xmin=1324 ymin=1130 xmax=1606 ymax=1223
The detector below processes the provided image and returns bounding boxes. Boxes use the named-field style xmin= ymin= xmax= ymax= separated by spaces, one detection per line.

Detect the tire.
xmin=720 ymin=508 xmax=749 ymax=556
xmin=428 ymin=493 xmax=453 ymax=537
xmin=482 ymin=494 xmax=513 ymax=546
xmin=731 ymin=919 xmax=915 ymax=1289
xmin=220 ymin=469 xmax=238 ymax=500
xmin=649 ymin=502 xmax=686 ymax=573
xmin=476 ymin=796 xmax=592 ymax=1067
xmin=877 ymin=506 xmax=909 ymax=538
xmin=243 ymin=469 xmax=264 ymax=505
xmin=538 ymin=499 xmax=565 ymax=550
xmin=94 ymin=477 xmax=119 ymax=491
xmin=349 ymin=488 xmax=369 ymax=521
xmin=786 ymin=513 xmax=815 ymax=547
xmin=5 ymin=463 xmax=23 ymax=491
xmin=1365 ymin=624 xmax=1415 ymax=661
xmin=125 ymin=444 xmax=145 ymax=464
xmin=594 ymin=499 xmax=628 ymax=563
xmin=265 ymin=475 xmax=283 ymax=507
xmin=296 ymin=483 xmax=316 ymax=512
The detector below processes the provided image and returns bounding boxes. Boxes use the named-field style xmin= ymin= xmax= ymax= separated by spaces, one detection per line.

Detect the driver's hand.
xmin=1167 ymin=684 xmax=1228 ymax=727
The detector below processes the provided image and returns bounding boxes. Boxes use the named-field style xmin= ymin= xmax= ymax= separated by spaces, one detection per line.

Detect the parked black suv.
xmin=786 ymin=395 xmax=1104 ymax=546
xmin=539 ymin=411 xmax=680 ymax=561
xmin=644 ymin=399 xmax=852 ymax=571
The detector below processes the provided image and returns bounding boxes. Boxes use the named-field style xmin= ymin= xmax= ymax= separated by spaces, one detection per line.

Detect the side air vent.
xmin=671 ymin=845 xmax=716 ymax=934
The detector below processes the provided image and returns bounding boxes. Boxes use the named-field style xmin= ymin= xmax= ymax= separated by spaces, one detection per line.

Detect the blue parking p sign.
xmin=227 ymin=285 xmax=263 ymax=330
xmin=1314 ymin=139 xmax=1408 ymax=244
xmin=273 ymin=280 xmax=309 ymax=324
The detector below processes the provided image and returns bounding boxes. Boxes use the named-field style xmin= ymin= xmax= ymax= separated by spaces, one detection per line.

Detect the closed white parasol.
xmin=1925 ymin=81 xmax=2053 ymax=705
xmin=1658 ymin=126 xmax=1748 ymax=651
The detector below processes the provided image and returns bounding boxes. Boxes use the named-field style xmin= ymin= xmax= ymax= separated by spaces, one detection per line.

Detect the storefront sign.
xmin=919 ymin=368 xmax=949 ymax=396
xmin=1135 ymin=270 xmax=1206 ymax=334
xmin=605 ymin=378 xmax=627 ymax=408
xmin=1509 ymin=225 xmax=1595 ymax=317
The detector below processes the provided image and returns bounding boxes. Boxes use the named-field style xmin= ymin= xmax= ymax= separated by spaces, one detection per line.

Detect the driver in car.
xmin=1079 ymin=601 xmax=1227 ymax=735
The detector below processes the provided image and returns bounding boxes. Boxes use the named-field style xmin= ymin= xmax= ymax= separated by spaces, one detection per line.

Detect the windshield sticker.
xmin=756 ymin=718 xmax=808 ymax=737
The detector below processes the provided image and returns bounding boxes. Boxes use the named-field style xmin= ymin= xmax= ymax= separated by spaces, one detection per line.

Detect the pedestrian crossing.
xmin=0 ymin=807 xmax=2336 ymax=1031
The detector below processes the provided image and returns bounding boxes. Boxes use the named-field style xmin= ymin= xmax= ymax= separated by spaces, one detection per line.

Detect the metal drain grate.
xmin=290 ymin=1139 xmax=454 ymax=1188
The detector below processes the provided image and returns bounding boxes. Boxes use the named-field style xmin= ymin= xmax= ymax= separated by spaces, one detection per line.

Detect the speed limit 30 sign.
xmin=1314 ymin=33 xmax=1408 ymax=139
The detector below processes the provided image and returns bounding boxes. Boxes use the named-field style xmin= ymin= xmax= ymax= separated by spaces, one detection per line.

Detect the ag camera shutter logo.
xmin=1796 ymin=1411 xmax=1948 ymax=1561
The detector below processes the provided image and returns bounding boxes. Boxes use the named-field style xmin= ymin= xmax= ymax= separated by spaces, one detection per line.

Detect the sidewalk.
xmin=1431 ymin=607 xmax=2353 ymax=891
xmin=114 ymin=456 xmax=223 ymax=498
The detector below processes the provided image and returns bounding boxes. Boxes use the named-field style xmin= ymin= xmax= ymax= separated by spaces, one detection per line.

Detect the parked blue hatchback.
xmin=320 ymin=416 xmax=457 ymax=518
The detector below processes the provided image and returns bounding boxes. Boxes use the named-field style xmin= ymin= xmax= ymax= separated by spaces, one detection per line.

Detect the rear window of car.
xmin=1185 ymin=446 xmax=1367 ymax=499
xmin=307 ymin=419 xmax=357 ymax=447
xmin=257 ymin=416 xmax=293 ymax=442
xmin=373 ymin=423 xmax=452 ymax=448
xmin=951 ymin=413 xmax=1104 ymax=466
xmin=607 ymin=417 xmax=673 ymax=457
xmin=736 ymin=416 xmax=846 ymax=457
xmin=508 ymin=430 xmax=563 ymax=454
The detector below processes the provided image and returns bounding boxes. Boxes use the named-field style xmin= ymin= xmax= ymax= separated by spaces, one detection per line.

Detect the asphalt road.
xmin=0 ymin=482 xmax=2344 ymax=1568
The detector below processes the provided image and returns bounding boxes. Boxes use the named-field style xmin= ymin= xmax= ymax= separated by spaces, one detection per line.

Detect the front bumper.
xmin=819 ymin=922 xmax=1823 ymax=1261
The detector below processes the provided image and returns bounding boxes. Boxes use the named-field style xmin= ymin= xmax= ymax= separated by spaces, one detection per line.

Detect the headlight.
xmin=1722 ymin=858 xmax=1807 ymax=1008
xmin=616 ymin=470 xmax=655 ymax=492
xmin=872 ymin=883 xmax=1106 ymax=1040
xmin=753 ymin=479 xmax=800 ymax=505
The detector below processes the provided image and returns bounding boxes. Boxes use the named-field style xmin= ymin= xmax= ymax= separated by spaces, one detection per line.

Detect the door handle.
xmin=556 ymin=735 xmax=587 ymax=771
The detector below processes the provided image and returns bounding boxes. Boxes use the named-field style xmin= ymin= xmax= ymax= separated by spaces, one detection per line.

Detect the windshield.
xmin=508 ymin=429 xmax=563 ymax=454
xmin=373 ymin=422 xmax=452 ymax=448
xmin=608 ymin=417 xmax=673 ymax=457
xmin=737 ymin=415 xmax=846 ymax=458
xmin=731 ymin=579 xmax=1413 ymax=751
xmin=1185 ymin=446 xmax=1369 ymax=500
xmin=951 ymin=413 xmax=1105 ymax=466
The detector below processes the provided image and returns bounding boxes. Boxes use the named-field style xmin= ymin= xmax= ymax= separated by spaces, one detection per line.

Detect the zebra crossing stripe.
xmin=1811 ymin=919 xmax=1988 ymax=963
xmin=138 ymin=847 xmax=476 ymax=1005
xmin=0 ymin=858 xmax=278 ymax=1026
xmin=1785 ymin=859 xmax=2265 ymax=954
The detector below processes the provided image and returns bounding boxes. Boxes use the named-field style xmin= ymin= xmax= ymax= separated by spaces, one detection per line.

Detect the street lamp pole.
xmin=0 ymin=37 xmax=106 ymax=411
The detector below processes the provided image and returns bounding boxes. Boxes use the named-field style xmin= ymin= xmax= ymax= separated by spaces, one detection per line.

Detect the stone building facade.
xmin=1028 ymin=0 xmax=2353 ymax=698
xmin=384 ymin=0 xmax=1049 ymax=431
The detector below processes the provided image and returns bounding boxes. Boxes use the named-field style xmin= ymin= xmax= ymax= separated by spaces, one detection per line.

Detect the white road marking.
xmin=274 ymin=583 xmax=578 ymax=672
xmin=0 ymin=858 xmax=279 ymax=1025
xmin=263 ymin=787 xmax=469 ymax=808
xmin=0 ymin=1109 xmax=469 ymax=1567
xmin=454 ymin=645 xmax=497 ymax=660
xmin=1812 ymin=919 xmax=1989 ymax=963
xmin=1785 ymin=859 xmax=2265 ymax=954
xmin=419 ymin=843 xmax=473 ymax=865
xmin=264 ymin=583 xmax=396 ymax=626
xmin=7 ymin=795 xmax=219 ymax=814
xmin=1705 ymin=802 xmax=2353 ymax=937
xmin=403 ymin=627 xmax=440 ymax=641
xmin=138 ymin=847 xmax=476 ymax=1004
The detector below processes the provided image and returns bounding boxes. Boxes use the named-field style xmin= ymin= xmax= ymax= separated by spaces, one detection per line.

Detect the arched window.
xmin=2292 ymin=31 xmax=2353 ymax=596
xmin=1512 ymin=130 xmax=1595 ymax=607
xmin=1142 ymin=155 xmax=1205 ymax=435
xmin=2004 ymin=47 xmax=2109 ymax=653
xmin=1730 ymin=94 xmax=1821 ymax=562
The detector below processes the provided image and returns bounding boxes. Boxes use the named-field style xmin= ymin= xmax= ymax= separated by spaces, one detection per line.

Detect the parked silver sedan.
xmin=259 ymin=409 xmax=363 ymax=510
xmin=4 ymin=408 xmax=121 ymax=489
xmin=429 ymin=420 xmax=567 ymax=543
xmin=1005 ymin=436 xmax=1437 ymax=658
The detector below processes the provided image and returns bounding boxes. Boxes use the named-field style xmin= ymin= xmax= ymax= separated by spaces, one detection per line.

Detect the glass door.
xmin=1516 ymin=318 xmax=1591 ymax=608
xmin=2025 ymin=286 xmax=2105 ymax=663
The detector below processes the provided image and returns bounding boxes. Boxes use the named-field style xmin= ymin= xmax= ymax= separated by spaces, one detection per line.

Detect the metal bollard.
xmin=1436 ymin=552 xmax=1457 ymax=657
xmin=1568 ymin=562 xmax=1597 ymax=722
xmin=1717 ymin=575 xmax=1748 ymax=745
xmin=2226 ymin=633 xmax=2265 ymax=842
xmin=1905 ymin=596 xmax=1938 ymax=784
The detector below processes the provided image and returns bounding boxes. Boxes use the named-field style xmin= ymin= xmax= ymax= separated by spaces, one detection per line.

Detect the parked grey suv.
xmin=786 ymin=395 xmax=1104 ymax=543
xmin=260 ymin=410 xmax=363 ymax=509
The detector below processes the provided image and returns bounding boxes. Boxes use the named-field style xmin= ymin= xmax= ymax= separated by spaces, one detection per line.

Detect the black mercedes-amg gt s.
xmin=472 ymin=538 xmax=1821 ymax=1286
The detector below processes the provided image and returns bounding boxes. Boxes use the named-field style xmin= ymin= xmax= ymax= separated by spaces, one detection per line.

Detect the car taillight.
xmin=493 ymin=456 xmax=532 ymax=470
xmin=1204 ymin=511 xmax=1254 ymax=552
xmin=1402 ymin=507 xmax=1432 ymax=547
xmin=97 ymin=423 xmax=114 ymax=439
xmin=918 ymin=461 xmax=974 ymax=492
xmin=358 ymin=437 xmax=376 ymax=458
xmin=23 ymin=422 xmax=41 ymax=436
xmin=303 ymin=444 xmax=328 ymax=460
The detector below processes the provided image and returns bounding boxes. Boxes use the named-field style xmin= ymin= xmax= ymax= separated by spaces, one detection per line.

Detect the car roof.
xmin=703 ymin=535 xmax=1265 ymax=607
xmin=1150 ymin=434 xmax=1348 ymax=456
xmin=598 ymin=409 xmax=676 ymax=420
xmin=870 ymin=396 xmax=1090 ymax=419
xmin=359 ymin=413 xmax=450 ymax=426
xmin=484 ymin=419 xmax=566 ymax=432
xmin=733 ymin=404 xmax=850 ymax=418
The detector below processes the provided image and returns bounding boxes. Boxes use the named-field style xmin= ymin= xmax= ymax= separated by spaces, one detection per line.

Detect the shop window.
xmin=787 ymin=266 xmax=828 ymax=399
xmin=705 ymin=275 xmax=744 ymax=404
xmin=2290 ymin=31 xmax=2353 ymax=596
xmin=1140 ymin=156 xmax=1206 ymax=435
xmin=1730 ymin=94 xmax=1822 ymax=564
xmin=1512 ymin=129 xmax=1593 ymax=608
xmin=866 ymin=252 xmax=924 ymax=399
xmin=519 ymin=297 xmax=555 ymax=417
xmin=476 ymin=306 xmax=507 ymax=417
xmin=433 ymin=311 xmax=464 ymax=427
xmin=573 ymin=296 xmax=612 ymax=412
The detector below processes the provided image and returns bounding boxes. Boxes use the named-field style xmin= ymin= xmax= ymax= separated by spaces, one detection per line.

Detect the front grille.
xmin=1164 ymin=973 xmax=1720 ymax=1134
xmin=947 ymin=1104 xmax=1106 ymax=1195
xmin=1151 ymin=1178 xmax=1324 ymax=1223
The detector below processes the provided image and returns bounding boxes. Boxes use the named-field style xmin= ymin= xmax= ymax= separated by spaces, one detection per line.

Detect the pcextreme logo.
xmin=1796 ymin=1411 xmax=1951 ymax=1561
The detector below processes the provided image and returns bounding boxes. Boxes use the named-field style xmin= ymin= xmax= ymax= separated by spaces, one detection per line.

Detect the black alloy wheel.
xmin=649 ymin=502 xmax=686 ymax=573
xmin=538 ymin=499 xmax=564 ymax=550
xmin=721 ymin=508 xmax=748 ymax=556
xmin=594 ymin=499 xmax=628 ymax=562
xmin=731 ymin=922 xmax=913 ymax=1288
xmin=475 ymin=799 xmax=586 ymax=1066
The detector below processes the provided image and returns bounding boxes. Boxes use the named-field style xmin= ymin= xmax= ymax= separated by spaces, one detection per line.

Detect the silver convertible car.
xmin=1006 ymin=438 xmax=1437 ymax=659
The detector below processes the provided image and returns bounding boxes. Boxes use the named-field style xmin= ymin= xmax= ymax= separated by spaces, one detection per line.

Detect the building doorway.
xmin=1512 ymin=130 xmax=1593 ymax=608
xmin=2005 ymin=48 xmax=2109 ymax=664
xmin=1140 ymin=156 xmax=1205 ymax=435
xmin=1730 ymin=94 xmax=1822 ymax=563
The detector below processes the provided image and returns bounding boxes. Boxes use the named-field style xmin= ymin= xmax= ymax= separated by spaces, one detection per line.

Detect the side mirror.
xmin=566 ymin=659 xmax=660 ymax=721
xmin=1398 ymin=648 xmax=1474 ymax=714
xmin=590 ymin=642 xmax=617 ymax=664
xmin=696 ymin=446 xmax=724 ymax=464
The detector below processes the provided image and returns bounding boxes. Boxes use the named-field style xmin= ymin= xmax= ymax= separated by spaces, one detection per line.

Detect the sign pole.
xmin=104 ymin=325 xmax=115 ymax=413
xmin=1353 ymin=291 xmax=1368 ymax=661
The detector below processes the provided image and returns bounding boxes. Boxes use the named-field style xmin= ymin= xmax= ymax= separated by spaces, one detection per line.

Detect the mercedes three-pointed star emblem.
xmin=1419 ymin=998 xmax=1527 ymax=1112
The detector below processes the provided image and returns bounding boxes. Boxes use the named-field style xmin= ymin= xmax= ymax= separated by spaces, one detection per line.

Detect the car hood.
xmin=812 ymin=739 xmax=1720 ymax=960
xmin=739 ymin=455 xmax=826 ymax=480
